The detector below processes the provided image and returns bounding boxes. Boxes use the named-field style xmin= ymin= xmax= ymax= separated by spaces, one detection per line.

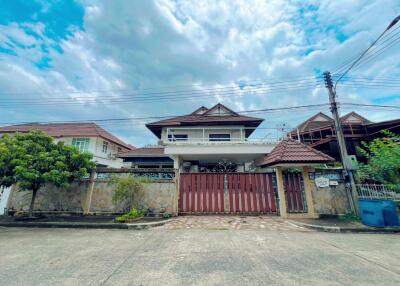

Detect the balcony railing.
xmin=163 ymin=127 xmax=277 ymax=144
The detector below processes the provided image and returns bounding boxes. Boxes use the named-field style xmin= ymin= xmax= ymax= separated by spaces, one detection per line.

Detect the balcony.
xmin=162 ymin=127 xmax=276 ymax=145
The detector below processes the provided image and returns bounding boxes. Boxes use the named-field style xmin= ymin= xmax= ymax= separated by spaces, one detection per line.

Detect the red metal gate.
xmin=179 ymin=173 xmax=277 ymax=214
xmin=283 ymin=171 xmax=308 ymax=213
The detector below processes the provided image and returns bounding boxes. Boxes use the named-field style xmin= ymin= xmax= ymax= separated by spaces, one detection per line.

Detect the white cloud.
xmin=0 ymin=0 xmax=399 ymax=145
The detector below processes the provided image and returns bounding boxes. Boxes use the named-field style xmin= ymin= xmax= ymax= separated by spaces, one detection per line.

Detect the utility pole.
xmin=323 ymin=71 xmax=357 ymax=214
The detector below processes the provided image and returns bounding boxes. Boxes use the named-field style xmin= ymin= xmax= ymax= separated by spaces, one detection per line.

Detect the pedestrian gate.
xmin=283 ymin=171 xmax=308 ymax=213
xmin=179 ymin=173 xmax=277 ymax=214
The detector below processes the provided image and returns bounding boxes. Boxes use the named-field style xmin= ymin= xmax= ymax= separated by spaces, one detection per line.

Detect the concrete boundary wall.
xmin=7 ymin=178 xmax=178 ymax=216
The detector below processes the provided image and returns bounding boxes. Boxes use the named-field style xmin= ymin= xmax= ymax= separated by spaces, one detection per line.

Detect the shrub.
xmin=115 ymin=208 xmax=144 ymax=223
xmin=108 ymin=175 xmax=151 ymax=211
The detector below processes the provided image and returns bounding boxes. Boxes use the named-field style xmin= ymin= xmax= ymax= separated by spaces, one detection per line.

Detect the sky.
xmin=0 ymin=0 xmax=399 ymax=147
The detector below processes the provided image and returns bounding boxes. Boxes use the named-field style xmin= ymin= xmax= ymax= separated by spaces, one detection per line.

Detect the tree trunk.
xmin=28 ymin=189 xmax=38 ymax=217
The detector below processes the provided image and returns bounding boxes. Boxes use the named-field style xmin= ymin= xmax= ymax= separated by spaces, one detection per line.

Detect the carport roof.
xmin=257 ymin=138 xmax=335 ymax=167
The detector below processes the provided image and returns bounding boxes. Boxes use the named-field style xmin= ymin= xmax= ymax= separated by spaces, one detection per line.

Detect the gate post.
xmin=83 ymin=170 xmax=96 ymax=215
xmin=301 ymin=166 xmax=318 ymax=218
xmin=275 ymin=167 xmax=288 ymax=218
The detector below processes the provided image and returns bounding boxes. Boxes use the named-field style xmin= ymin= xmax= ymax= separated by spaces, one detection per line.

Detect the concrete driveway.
xmin=0 ymin=217 xmax=399 ymax=286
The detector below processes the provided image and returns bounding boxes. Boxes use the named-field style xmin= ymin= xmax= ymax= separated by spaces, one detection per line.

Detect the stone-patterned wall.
xmin=8 ymin=182 xmax=88 ymax=213
xmin=311 ymin=183 xmax=351 ymax=215
xmin=8 ymin=180 xmax=178 ymax=215
xmin=89 ymin=181 xmax=177 ymax=214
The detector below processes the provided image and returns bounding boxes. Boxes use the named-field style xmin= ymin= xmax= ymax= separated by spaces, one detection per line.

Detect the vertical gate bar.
xmin=251 ymin=174 xmax=258 ymax=212
xmin=234 ymin=174 xmax=239 ymax=213
xmin=268 ymin=174 xmax=277 ymax=213
xmin=240 ymin=174 xmax=246 ymax=213
xmin=214 ymin=174 xmax=219 ymax=212
xmin=202 ymin=174 xmax=207 ymax=213
xmin=228 ymin=174 xmax=234 ymax=213
xmin=179 ymin=175 xmax=184 ymax=212
xmin=295 ymin=173 xmax=304 ymax=211
xmin=257 ymin=174 xmax=265 ymax=212
xmin=191 ymin=174 xmax=196 ymax=212
xmin=246 ymin=174 xmax=252 ymax=213
xmin=220 ymin=174 xmax=225 ymax=212
xmin=285 ymin=172 xmax=292 ymax=212
xmin=291 ymin=173 xmax=298 ymax=212
xmin=293 ymin=173 xmax=300 ymax=211
xmin=208 ymin=174 xmax=213 ymax=213
xmin=197 ymin=174 xmax=201 ymax=212
xmin=185 ymin=174 xmax=189 ymax=213
xmin=262 ymin=174 xmax=270 ymax=213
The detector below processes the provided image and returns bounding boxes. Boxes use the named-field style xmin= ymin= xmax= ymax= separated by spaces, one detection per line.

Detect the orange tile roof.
xmin=118 ymin=147 xmax=166 ymax=157
xmin=258 ymin=138 xmax=335 ymax=167
xmin=0 ymin=122 xmax=133 ymax=150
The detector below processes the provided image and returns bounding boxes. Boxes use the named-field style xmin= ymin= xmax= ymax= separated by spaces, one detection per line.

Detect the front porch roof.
xmin=257 ymin=138 xmax=335 ymax=167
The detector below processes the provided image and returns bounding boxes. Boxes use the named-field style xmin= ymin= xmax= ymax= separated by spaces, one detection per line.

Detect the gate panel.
xmin=283 ymin=171 xmax=307 ymax=213
xmin=179 ymin=173 xmax=278 ymax=214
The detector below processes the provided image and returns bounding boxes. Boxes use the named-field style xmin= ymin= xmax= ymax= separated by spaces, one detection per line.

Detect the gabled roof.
xmin=191 ymin=106 xmax=209 ymax=115
xmin=118 ymin=147 xmax=166 ymax=158
xmin=293 ymin=112 xmax=334 ymax=134
xmin=202 ymin=103 xmax=239 ymax=116
xmin=291 ymin=111 xmax=372 ymax=135
xmin=146 ymin=103 xmax=264 ymax=138
xmin=340 ymin=112 xmax=371 ymax=124
xmin=257 ymin=138 xmax=335 ymax=167
xmin=0 ymin=123 xmax=133 ymax=150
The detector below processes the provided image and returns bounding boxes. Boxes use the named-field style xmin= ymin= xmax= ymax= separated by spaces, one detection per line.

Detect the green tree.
xmin=0 ymin=131 xmax=95 ymax=216
xmin=357 ymin=131 xmax=400 ymax=190
xmin=108 ymin=175 xmax=150 ymax=211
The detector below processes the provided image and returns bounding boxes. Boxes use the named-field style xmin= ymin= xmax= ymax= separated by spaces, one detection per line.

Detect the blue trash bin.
xmin=359 ymin=199 xmax=400 ymax=227
xmin=381 ymin=201 xmax=400 ymax=227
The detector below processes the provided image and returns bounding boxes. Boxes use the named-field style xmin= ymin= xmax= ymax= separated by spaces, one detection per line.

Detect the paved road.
xmin=0 ymin=219 xmax=399 ymax=285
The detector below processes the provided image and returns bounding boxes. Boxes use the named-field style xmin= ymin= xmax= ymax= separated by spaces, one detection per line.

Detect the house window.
xmin=168 ymin=134 xmax=188 ymax=141
xmin=117 ymin=147 xmax=122 ymax=153
xmin=209 ymin=134 xmax=230 ymax=142
xmin=72 ymin=138 xmax=90 ymax=152
xmin=102 ymin=141 xmax=109 ymax=153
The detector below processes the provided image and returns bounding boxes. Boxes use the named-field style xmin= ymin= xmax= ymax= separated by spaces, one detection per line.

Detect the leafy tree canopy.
xmin=357 ymin=131 xmax=400 ymax=190
xmin=0 ymin=131 xmax=95 ymax=216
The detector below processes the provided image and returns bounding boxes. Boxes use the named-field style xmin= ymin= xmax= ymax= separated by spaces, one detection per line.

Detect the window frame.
xmin=168 ymin=134 xmax=188 ymax=142
xmin=72 ymin=138 xmax=90 ymax=152
xmin=209 ymin=133 xmax=231 ymax=142
xmin=102 ymin=141 xmax=109 ymax=153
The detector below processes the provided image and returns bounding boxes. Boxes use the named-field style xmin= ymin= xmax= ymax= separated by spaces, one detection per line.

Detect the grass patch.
xmin=115 ymin=208 xmax=144 ymax=223
xmin=339 ymin=212 xmax=361 ymax=222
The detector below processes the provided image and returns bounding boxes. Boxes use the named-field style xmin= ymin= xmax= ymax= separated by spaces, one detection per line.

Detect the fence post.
xmin=275 ymin=167 xmax=288 ymax=218
xmin=83 ymin=170 xmax=96 ymax=215
xmin=302 ymin=166 xmax=318 ymax=219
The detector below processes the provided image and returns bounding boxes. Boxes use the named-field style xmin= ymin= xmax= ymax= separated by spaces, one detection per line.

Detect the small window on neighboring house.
xmin=72 ymin=138 xmax=90 ymax=152
xmin=209 ymin=134 xmax=230 ymax=142
xmin=117 ymin=147 xmax=122 ymax=153
xmin=102 ymin=141 xmax=109 ymax=153
xmin=168 ymin=134 xmax=188 ymax=141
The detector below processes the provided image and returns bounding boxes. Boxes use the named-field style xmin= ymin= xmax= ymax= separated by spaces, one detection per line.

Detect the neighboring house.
xmin=0 ymin=123 xmax=133 ymax=168
xmin=141 ymin=103 xmax=277 ymax=172
xmin=288 ymin=112 xmax=400 ymax=161
xmin=119 ymin=147 xmax=173 ymax=169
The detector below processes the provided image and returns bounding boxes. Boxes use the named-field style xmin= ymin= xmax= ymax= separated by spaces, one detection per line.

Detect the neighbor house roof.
xmin=146 ymin=103 xmax=263 ymax=138
xmin=257 ymin=138 xmax=335 ymax=167
xmin=118 ymin=147 xmax=166 ymax=158
xmin=290 ymin=111 xmax=372 ymax=135
xmin=0 ymin=122 xmax=133 ymax=150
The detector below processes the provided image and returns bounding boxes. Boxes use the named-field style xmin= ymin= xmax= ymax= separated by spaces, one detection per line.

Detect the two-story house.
xmin=0 ymin=122 xmax=133 ymax=168
xmin=120 ymin=103 xmax=276 ymax=172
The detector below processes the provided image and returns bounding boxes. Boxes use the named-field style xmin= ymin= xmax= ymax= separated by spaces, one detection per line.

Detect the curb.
xmin=289 ymin=221 xmax=400 ymax=234
xmin=0 ymin=218 xmax=173 ymax=230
